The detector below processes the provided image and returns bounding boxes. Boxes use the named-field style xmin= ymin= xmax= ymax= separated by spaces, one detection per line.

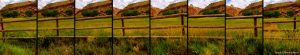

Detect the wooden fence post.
xmin=294 ymin=16 xmax=296 ymax=37
xmin=254 ymin=17 xmax=257 ymax=37
xmin=0 ymin=18 xmax=4 ymax=41
xmin=56 ymin=17 xmax=59 ymax=36
xmin=121 ymin=17 xmax=125 ymax=36
xmin=181 ymin=14 xmax=185 ymax=36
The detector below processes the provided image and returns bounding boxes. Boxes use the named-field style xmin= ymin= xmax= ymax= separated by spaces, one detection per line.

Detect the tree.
xmin=162 ymin=10 xmax=178 ymax=15
xmin=122 ymin=10 xmax=139 ymax=16
xmin=1 ymin=10 xmax=19 ymax=18
xmin=225 ymin=13 xmax=231 ymax=17
xmin=203 ymin=10 xmax=220 ymax=15
xmin=25 ymin=10 xmax=33 ymax=17
xmin=242 ymin=11 xmax=254 ymax=16
xmin=273 ymin=11 xmax=280 ymax=17
xmin=287 ymin=10 xmax=295 ymax=17
xmin=105 ymin=10 xmax=112 ymax=15
xmin=264 ymin=10 xmax=280 ymax=17
xmin=65 ymin=9 xmax=74 ymax=16
xmin=42 ymin=10 xmax=59 ymax=17
xmin=81 ymin=10 xmax=99 ymax=17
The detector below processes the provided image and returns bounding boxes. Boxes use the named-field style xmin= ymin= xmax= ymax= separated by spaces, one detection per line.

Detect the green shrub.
xmin=242 ymin=11 xmax=254 ymax=16
xmin=81 ymin=10 xmax=99 ymax=17
xmin=203 ymin=10 xmax=220 ymax=15
xmin=287 ymin=10 xmax=295 ymax=17
xmin=145 ymin=10 xmax=150 ymax=15
xmin=25 ymin=10 xmax=33 ymax=17
xmin=225 ymin=13 xmax=231 ymax=17
xmin=105 ymin=10 xmax=112 ymax=15
xmin=254 ymin=10 xmax=260 ymax=15
xmin=1 ymin=10 xmax=19 ymax=18
xmin=272 ymin=11 xmax=280 ymax=17
xmin=42 ymin=10 xmax=59 ymax=17
xmin=122 ymin=10 xmax=139 ymax=16
xmin=264 ymin=11 xmax=273 ymax=17
xmin=162 ymin=10 xmax=178 ymax=15
xmin=65 ymin=9 xmax=74 ymax=16
xmin=264 ymin=10 xmax=280 ymax=17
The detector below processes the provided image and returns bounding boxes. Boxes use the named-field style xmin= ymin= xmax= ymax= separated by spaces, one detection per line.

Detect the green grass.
xmin=0 ymin=40 xmax=35 ymax=55
xmin=114 ymin=18 xmax=149 ymax=36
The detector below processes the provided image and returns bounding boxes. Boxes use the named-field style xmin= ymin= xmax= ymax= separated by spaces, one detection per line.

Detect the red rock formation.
xmin=239 ymin=1 xmax=262 ymax=16
xmin=264 ymin=2 xmax=300 ymax=17
xmin=151 ymin=1 xmax=187 ymax=16
xmin=116 ymin=1 xmax=149 ymax=17
xmin=198 ymin=1 xmax=225 ymax=15
xmin=113 ymin=7 xmax=121 ymax=17
xmin=226 ymin=6 xmax=241 ymax=16
xmin=76 ymin=1 xmax=112 ymax=17
xmin=38 ymin=0 xmax=74 ymax=17
xmin=0 ymin=1 xmax=36 ymax=17
xmin=188 ymin=6 xmax=202 ymax=15
xmin=150 ymin=7 xmax=161 ymax=16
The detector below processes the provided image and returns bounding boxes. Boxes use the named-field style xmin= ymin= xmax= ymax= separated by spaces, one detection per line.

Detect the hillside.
xmin=38 ymin=0 xmax=74 ymax=17
xmin=151 ymin=1 xmax=187 ymax=16
xmin=239 ymin=1 xmax=262 ymax=15
xmin=0 ymin=1 xmax=36 ymax=11
xmin=0 ymin=1 xmax=36 ymax=17
xmin=264 ymin=1 xmax=300 ymax=17
xmin=226 ymin=6 xmax=241 ymax=16
xmin=201 ymin=1 xmax=225 ymax=15
xmin=76 ymin=1 xmax=112 ymax=17
xmin=113 ymin=1 xmax=149 ymax=17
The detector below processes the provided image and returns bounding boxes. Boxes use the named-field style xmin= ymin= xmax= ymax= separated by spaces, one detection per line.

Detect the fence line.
xmin=264 ymin=16 xmax=298 ymax=37
xmin=226 ymin=15 xmax=263 ymax=37
xmin=113 ymin=13 xmax=187 ymax=36
xmin=3 ymin=36 xmax=300 ymax=40
xmin=5 ymin=14 xmax=300 ymax=39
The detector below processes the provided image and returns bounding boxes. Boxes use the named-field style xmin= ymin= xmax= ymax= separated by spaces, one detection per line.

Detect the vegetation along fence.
xmin=264 ymin=16 xmax=300 ymax=38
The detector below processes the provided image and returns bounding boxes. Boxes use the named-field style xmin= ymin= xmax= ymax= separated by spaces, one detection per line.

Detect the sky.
xmin=0 ymin=0 xmax=34 ymax=9
xmin=226 ymin=0 xmax=261 ymax=9
xmin=188 ymin=0 xmax=222 ymax=8
xmin=264 ymin=0 xmax=296 ymax=7
xmin=151 ymin=0 xmax=186 ymax=9
xmin=76 ymin=0 xmax=106 ymax=9
xmin=113 ymin=0 xmax=146 ymax=9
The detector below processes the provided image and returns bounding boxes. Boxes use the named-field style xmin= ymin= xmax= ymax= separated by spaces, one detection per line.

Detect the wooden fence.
xmin=226 ymin=15 xmax=263 ymax=37
xmin=0 ymin=15 xmax=112 ymax=40
xmin=2 ymin=14 xmax=300 ymax=40
xmin=189 ymin=14 xmax=262 ymax=38
xmin=114 ymin=13 xmax=187 ymax=36
xmin=264 ymin=16 xmax=299 ymax=37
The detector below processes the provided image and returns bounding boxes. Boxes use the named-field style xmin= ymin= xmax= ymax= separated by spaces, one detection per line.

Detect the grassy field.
xmin=264 ymin=17 xmax=300 ymax=37
xmin=0 ymin=17 xmax=299 ymax=55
